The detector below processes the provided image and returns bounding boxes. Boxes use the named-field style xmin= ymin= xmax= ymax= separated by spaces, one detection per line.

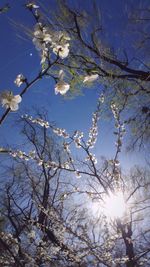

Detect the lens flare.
xmin=103 ymin=191 xmax=126 ymax=219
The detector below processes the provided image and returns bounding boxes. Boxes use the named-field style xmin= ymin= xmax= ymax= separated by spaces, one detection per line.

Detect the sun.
xmin=90 ymin=190 xmax=126 ymax=220
xmin=103 ymin=191 xmax=126 ymax=219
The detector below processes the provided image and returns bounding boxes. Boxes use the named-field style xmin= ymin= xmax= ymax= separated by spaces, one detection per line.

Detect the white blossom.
xmin=54 ymin=69 xmax=70 ymax=95
xmin=14 ymin=74 xmax=25 ymax=87
xmin=62 ymin=162 xmax=70 ymax=169
xmin=83 ymin=74 xmax=99 ymax=83
xmin=75 ymin=171 xmax=81 ymax=178
xmin=36 ymin=158 xmax=43 ymax=166
xmin=53 ymin=43 xmax=70 ymax=59
xmin=0 ymin=91 xmax=22 ymax=111
xmin=33 ymin=24 xmax=52 ymax=49
xmin=26 ymin=3 xmax=39 ymax=9
xmin=29 ymin=150 xmax=36 ymax=159
xmin=28 ymin=230 xmax=36 ymax=239
xmin=55 ymin=80 xmax=70 ymax=95
xmin=63 ymin=142 xmax=70 ymax=152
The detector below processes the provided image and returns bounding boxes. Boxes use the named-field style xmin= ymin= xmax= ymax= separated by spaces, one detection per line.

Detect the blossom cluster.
xmin=85 ymin=153 xmax=97 ymax=164
xmin=33 ymin=23 xmax=70 ymax=64
xmin=114 ymin=256 xmax=130 ymax=264
xmin=22 ymin=114 xmax=71 ymax=139
xmin=37 ymin=157 xmax=71 ymax=171
xmin=0 ymin=73 xmax=26 ymax=111
xmin=109 ymin=103 xmax=126 ymax=186
xmin=0 ymin=232 xmax=19 ymax=257
xmin=115 ymin=124 xmax=126 ymax=151
xmin=111 ymin=102 xmax=126 ymax=152
xmin=99 ymin=93 xmax=105 ymax=103
xmin=25 ymin=217 xmax=64 ymax=264
xmin=63 ymin=142 xmax=71 ymax=153
xmin=86 ymin=111 xmax=99 ymax=148
xmin=32 ymin=204 xmax=66 ymax=243
xmin=8 ymin=145 xmax=72 ymax=172
xmin=7 ymin=144 xmax=85 ymax=183
xmin=9 ymin=149 xmax=29 ymax=160
xmin=53 ymin=127 xmax=69 ymax=138
xmin=111 ymin=102 xmax=119 ymax=120
xmin=73 ymin=130 xmax=84 ymax=148
xmin=22 ymin=114 xmax=50 ymax=128
xmin=28 ymin=229 xmax=36 ymax=240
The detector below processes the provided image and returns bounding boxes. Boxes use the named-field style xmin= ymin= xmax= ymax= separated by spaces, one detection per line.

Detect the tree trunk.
xmin=117 ymin=219 xmax=137 ymax=267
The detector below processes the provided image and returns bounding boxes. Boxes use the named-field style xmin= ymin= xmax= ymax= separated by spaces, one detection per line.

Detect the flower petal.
xmin=10 ymin=102 xmax=18 ymax=111
xmin=13 ymin=95 xmax=22 ymax=103
xmin=83 ymin=74 xmax=99 ymax=83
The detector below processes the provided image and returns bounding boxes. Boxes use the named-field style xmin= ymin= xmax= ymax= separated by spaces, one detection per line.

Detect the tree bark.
xmin=117 ymin=219 xmax=137 ymax=267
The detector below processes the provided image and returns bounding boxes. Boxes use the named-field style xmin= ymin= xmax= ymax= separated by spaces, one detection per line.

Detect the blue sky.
xmin=0 ymin=0 xmax=148 ymax=170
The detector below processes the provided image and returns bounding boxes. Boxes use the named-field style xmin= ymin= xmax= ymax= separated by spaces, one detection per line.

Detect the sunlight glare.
xmin=103 ymin=191 xmax=126 ymax=219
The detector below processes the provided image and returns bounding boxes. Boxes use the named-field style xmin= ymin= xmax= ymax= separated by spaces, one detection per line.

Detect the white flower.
xmin=55 ymin=81 xmax=70 ymax=95
xmin=0 ymin=91 xmax=22 ymax=111
xmin=53 ymin=43 xmax=69 ymax=59
xmin=75 ymin=171 xmax=81 ymax=178
xmin=14 ymin=74 xmax=25 ymax=87
xmin=33 ymin=24 xmax=52 ymax=51
xmin=42 ymin=27 xmax=52 ymax=43
xmin=37 ymin=158 xmax=43 ymax=166
xmin=99 ymin=93 xmax=105 ymax=103
xmin=51 ymin=31 xmax=70 ymax=58
xmin=40 ymin=50 xmax=48 ymax=64
xmin=28 ymin=230 xmax=36 ymax=239
xmin=63 ymin=162 xmax=70 ymax=169
xmin=26 ymin=3 xmax=39 ymax=9
xmin=43 ymin=33 xmax=52 ymax=43
xmin=83 ymin=74 xmax=99 ymax=83
xmin=54 ymin=70 xmax=70 ymax=95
